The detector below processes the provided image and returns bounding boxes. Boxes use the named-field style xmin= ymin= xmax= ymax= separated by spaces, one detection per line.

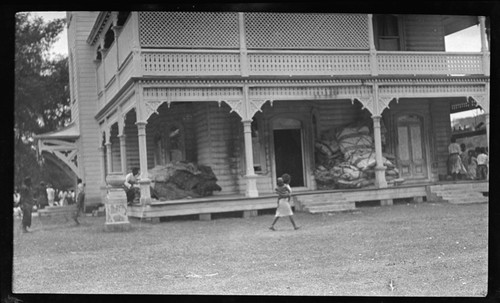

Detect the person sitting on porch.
xmin=476 ymin=147 xmax=489 ymax=180
xmin=448 ymin=138 xmax=466 ymax=181
xmin=124 ymin=168 xmax=140 ymax=205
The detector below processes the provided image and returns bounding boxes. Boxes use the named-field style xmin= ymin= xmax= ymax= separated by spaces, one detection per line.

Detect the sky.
xmin=30 ymin=11 xmax=484 ymax=120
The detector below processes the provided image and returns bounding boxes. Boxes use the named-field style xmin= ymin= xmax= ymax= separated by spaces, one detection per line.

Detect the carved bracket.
xmin=468 ymin=94 xmax=488 ymax=113
xmin=248 ymin=99 xmax=270 ymax=119
xmin=378 ymin=96 xmax=396 ymax=114
xmin=221 ymin=100 xmax=244 ymax=119
xmin=144 ymin=100 xmax=164 ymax=120
xmin=355 ymin=96 xmax=375 ymax=115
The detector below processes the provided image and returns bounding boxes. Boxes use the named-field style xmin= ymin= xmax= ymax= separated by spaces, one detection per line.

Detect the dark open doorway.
xmin=273 ymin=129 xmax=305 ymax=187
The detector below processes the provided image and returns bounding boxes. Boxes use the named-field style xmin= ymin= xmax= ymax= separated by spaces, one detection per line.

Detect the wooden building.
xmin=36 ymin=11 xmax=490 ymax=219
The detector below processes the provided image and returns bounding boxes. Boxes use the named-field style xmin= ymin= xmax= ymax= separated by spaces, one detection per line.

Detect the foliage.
xmin=14 ymin=12 xmax=70 ymax=187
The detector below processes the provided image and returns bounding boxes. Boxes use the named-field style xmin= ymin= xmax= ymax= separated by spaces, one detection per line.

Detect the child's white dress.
xmin=275 ymin=184 xmax=293 ymax=217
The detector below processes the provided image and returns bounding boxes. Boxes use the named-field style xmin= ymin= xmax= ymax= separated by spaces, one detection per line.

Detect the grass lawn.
xmin=12 ymin=201 xmax=488 ymax=296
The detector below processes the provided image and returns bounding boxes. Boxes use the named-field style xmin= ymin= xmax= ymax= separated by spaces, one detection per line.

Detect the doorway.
xmin=396 ymin=114 xmax=427 ymax=179
xmin=273 ymin=129 xmax=305 ymax=187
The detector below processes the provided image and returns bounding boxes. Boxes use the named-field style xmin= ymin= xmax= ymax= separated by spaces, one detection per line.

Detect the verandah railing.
xmin=96 ymin=48 xmax=489 ymax=109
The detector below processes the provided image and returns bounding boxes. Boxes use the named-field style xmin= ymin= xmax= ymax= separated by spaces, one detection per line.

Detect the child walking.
xmin=269 ymin=176 xmax=299 ymax=231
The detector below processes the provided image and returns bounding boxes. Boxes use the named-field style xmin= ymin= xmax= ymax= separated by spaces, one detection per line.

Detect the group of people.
xmin=14 ymin=177 xmax=86 ymax=233
xmin=448 ymin=138 xmax=489 ymax=181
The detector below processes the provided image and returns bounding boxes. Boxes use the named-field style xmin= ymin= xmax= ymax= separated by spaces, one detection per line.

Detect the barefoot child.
xmin=269 ymin=177 xmax=299 ymax=231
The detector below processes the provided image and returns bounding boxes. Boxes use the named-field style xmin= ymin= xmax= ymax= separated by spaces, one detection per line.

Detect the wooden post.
xmin=367 ymin=14 xmax=378 ymax=76
xmin=105 ymin=127 xmax=113 ymax=173
xmin=238 ymin=13 xmax=249 ymax=77
xmin=479 ymin=16 xmax=489 ymax=76
xmin=243 ymin=120 xmax=259 ymax=197
xmin=372 ymin=115 xmax=387 ymax=188
xmin=136 ymin=121 xmax=152 ymax=205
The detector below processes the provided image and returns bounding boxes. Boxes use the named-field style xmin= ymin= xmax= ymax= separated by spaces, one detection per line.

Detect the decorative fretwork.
xmin=222 ymin=100 xmax=244 ymax=118
xmin=378 ymin=96 xmax=396 ymax=114
xmin=143 ymin=87 xmax=242 ymax=102
xmin=244 ymin=13 xmax=369 ymax=49
xmin=144 ymin=100 xmax=163 ymax=119
xmin=249 ymin=85 xmax=372 ymax=100
xmin=355 ymin=96 xmax=375 ymax=114
xmin=378 ymin=84 xmax=486 ymax=97
xmin=248 ymin=99 xmax=270 ymax=118
xmin=141 ymin=51 xmax=241 ymax=75
xmin=468 ymin=94 xmax=488 ymax=112
xmin=247 ymin=52 xmax=370 ymax=75
xmin=139 ymin=12 xmax=239 ymax=48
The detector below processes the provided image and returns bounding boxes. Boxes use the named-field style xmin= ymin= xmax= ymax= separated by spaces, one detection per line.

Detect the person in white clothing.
xmin=124 ymin=168 xmax=140 ymax=205
xmin=46 ymin=184 xmax=55 ymax=206
xmin=476 ymin=147 xmax=489 ymax=180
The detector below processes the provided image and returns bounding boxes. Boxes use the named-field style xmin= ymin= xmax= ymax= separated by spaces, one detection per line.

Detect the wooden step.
xmin=448 ymin=198 xmax=488 ymax=204
xmin=306 ymin=203 xmax=356 ymax=213
xmin=436 ymin=191 xmax=485 ymax=199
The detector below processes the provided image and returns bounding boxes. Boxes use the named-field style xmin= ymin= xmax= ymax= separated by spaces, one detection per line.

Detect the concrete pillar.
xmin=136 ymin=121 xmax=151 ymax=205
xmin=242 ymin=120 xmax=259 ymax=197
xmin=372 ymin=115 xmax=387 ymax=188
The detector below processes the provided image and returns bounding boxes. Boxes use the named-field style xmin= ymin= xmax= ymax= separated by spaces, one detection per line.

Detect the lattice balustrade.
xmin=248 ymin=52 xmax=370 ymax=75
xmin=139 ymin=12 xmax=239 ymax=48
xmin=446 ymin=54 xmax=483 ymax=74
xmin=141 ymin=51 xmax=241 ymax=75
xmin=377 ymin=53 xmax=484 ymax=75
xmin=244 ymin=13 xmax=369 ymax=49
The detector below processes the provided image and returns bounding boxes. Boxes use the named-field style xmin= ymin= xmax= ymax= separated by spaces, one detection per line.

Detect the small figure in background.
xmin=46 ymin=183 xmax=55 ymax=207
xmin=73 ymin=179 xmax=86 ymax=225
xmin=476 ymin=147 xmax=489 ymax=180
xmin=20 ymin=177 xmax=35 ymax=233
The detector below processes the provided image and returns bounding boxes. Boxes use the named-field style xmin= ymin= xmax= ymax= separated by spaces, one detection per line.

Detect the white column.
xmin=118 ymin=134 xmax=127 ymax=174
xmin=98 ymin=145 xmax=107 ymax=187
xmin=105 ymin=139 xmax=113 ymax=174
xmin=372 ymin=115 xmax=387 ymax=188
xmin=136 ymin=121 xmax=151 ymax=205
xmin=242 ymin=120 xmax=258 ymax=197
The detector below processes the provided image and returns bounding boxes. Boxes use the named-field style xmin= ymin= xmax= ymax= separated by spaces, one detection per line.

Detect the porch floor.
xmin=127 ymin=180 xmax=488 ymax=222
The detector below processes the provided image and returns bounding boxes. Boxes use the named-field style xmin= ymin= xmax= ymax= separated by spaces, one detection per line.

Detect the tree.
xmin=14 ymin=12 xmax=70 ymax=187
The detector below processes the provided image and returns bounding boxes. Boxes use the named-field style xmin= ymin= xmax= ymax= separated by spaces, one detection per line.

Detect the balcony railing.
xmin=96 ymin=48 xmax=489 ymax=110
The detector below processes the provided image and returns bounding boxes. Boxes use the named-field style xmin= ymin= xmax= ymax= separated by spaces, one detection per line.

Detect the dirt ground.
xmin=12 ymin=201 xmax=488 ymax=297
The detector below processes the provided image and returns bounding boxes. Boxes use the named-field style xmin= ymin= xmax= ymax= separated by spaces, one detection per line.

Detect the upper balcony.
xmin=92 ymin=12 xmax=490 ymax=110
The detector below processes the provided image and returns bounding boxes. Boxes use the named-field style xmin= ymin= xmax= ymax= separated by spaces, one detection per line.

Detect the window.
xmin=374 ymin=14 xmax=403 ymax=51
